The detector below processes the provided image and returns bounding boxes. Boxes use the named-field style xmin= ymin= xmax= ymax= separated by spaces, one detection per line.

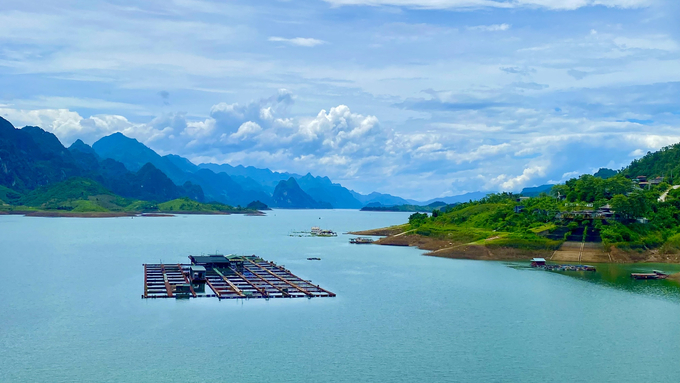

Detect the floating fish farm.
xmin=143 ymin=254 xmax=335 ymax=300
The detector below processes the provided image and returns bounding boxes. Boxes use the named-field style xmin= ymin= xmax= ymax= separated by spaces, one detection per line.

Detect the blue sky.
xmin=1 ymin=0 xmax=679 ymax=200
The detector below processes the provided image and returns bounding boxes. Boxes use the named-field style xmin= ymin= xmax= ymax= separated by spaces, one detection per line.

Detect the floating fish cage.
xmin=143 ymin=255 xmax=335 ymax=300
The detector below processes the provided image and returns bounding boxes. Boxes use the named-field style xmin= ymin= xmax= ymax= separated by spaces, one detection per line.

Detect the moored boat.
xmin=631 ymin=270 xmax=668 ymax=280
xmin=350 ymin=237 xmax=374 ymax=244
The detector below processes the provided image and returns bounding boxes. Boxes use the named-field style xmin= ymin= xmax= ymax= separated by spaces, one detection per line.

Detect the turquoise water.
xmin=1 ymin=210 xmax=680 ymax=382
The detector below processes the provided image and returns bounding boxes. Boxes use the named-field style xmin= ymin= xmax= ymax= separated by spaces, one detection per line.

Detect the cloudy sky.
xmin=1 ymin=0 xmax=679 ymax=200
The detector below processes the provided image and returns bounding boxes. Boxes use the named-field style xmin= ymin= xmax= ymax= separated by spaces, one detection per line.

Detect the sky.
xmin=1 ymin=0 xmax=679 ymax=200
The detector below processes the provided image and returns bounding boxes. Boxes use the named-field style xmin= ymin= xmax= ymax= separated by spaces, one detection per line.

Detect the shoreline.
xmin=351 ymin=227 xmax=680 ymax=264
xmin=0 ymin=210 xmax=266 ymax=218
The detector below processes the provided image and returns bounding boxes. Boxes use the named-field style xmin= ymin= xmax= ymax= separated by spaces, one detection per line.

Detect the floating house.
xmin=189 ymin=265 xmax=206 ymax=282
xmin=189 ymin=254 xmax=233 ymax=269
xmin=530 ymin=258 xmax=546 ymax=267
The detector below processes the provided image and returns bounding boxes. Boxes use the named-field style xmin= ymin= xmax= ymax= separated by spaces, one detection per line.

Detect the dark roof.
xmin=190 ymin=255 xmax=232 ymax=265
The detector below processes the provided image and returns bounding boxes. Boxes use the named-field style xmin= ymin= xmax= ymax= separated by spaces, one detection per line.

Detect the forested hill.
xmin=623 ymin=143 xmax=680 ymax=181
xmin=371 ymin=139 xmax=680 ymax=259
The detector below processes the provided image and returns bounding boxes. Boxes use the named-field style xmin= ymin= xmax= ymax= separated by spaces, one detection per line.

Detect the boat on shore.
xmin=350 ymin=237 xmax=374 ymax=244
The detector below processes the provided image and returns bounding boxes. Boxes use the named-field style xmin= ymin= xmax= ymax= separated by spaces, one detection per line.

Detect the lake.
xmin=1 ymin=210 xmax=680 ymax=382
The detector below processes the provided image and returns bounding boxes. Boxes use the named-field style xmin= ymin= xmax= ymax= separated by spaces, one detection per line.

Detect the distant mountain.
xmin=0 ymin=118 xmax=84 ymax=190
xmin=519 ymin=184 xmax=554 ymax=197
xmin=130 ymin=163 xmax=204 ymax=202
xmin=191 ymin=168 xmax=272 ymax=206
xmin=92 ymin=133 xmax=188 ymax=184
xmin=92 ymin=133 xmax=270 ymax=206
xmin=594 ymin=168 xmax=618 ymax=179
xmin=69 ymin=139 xmax=98 ymax=156
xmin=418 ymin=191 xmax=491 ymax=205
xmin=201 ymin=163 xmax=366 ymax=208
xmin=296 ymin=173 xmax=363 ymax=209
xmin=164 ymin=154 xmax=200 ymax=173
xmin=351 ymin=191 xmax=411 ymax=206
xmin=0 ymin=117 xmax=204 ymax=203
xmin=199 ymin=163 xmax=297 ymax=193
xmin=273 ymin=178 xmax=332 ymax=209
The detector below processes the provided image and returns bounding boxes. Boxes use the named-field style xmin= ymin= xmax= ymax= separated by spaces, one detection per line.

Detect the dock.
xmin=143 ymin=255 xmax=335 ymax=300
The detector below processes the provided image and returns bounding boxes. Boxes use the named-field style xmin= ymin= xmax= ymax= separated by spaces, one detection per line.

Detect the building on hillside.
xmin=650 ymin=176 xmax=664 ymax=186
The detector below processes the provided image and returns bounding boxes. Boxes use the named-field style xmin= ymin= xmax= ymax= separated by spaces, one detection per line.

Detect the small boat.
xmin=311 ymin=226 xmax=337 ymax=237
xmin=350 ymin=237 xmax=374 ymax=244
xmin=307 ymin=257 xmax=321 ymax=261
xmin=631 ymin=270 xmax=668 ymax=280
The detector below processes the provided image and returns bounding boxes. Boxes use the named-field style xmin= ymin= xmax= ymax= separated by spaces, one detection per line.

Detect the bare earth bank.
xmin=354 ymin=226 xmax=680 ymax=264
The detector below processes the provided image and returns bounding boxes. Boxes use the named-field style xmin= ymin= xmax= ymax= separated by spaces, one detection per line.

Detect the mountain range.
xmin=0 ymin=116 xmax=436 ymax=209
xmin=5 ymin=116 xmax=608 ymax=210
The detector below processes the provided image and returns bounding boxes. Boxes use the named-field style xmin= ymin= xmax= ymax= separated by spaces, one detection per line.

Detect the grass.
xmin=530 ymin=223 xmax=556 ymax=234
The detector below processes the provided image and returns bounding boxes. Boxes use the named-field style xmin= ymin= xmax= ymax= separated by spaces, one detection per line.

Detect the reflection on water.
xmin=508 ymin=261 xmax=680 ymax=301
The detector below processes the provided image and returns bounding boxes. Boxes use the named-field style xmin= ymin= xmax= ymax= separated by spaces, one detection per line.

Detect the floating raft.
xmin=540 ymin=264 xmax=596 ymax=272
xmin=143 ymin=255 xmax=335 ymax=300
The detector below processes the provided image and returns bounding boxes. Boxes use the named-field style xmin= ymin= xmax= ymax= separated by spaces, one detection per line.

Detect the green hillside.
xmin=623 ymin=143 xmax=680 ymax=182
xmin=14 ymin=178 xmax=130 ymax=212
xmin=156 ymin=197 xmax=246 ymax=213
xmin=0 ymin=178 xmax=261 ymax=215
xmin=400 ymin=171 xmax=680 ymax=253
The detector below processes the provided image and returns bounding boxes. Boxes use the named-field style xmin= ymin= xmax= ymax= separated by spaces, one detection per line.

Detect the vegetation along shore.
xmin=353 ymin=142 xmax=680 ymax=265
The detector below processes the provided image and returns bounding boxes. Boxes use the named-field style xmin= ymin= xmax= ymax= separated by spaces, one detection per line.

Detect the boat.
xmin=311 ymin=226 xmax=337 ymax=237
xmin=350 ymin=237 xmax=374 ymax=244
xmin=307 ymin=257 xmax=321 ymax=261
xmin=631 ymin=270 xmax=668 ymax=280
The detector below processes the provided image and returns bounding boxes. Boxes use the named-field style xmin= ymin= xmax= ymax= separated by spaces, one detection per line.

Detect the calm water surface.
xmin=1 ymin=210 xmax=680 ymax=382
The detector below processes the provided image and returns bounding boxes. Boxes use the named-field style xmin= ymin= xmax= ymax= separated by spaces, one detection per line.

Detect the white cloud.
xmin=467 ymin=24 xmax=511 ymax=32
xmin=322 ymin=0 xmax=650 ymax=10
xmin=268 ymin=37 xmax=327 ymax=47
xmin=230 ymin=121 xmax=262 ymax=140
xmin=493 ymin=165 xmax=547 ymax=190
xmin=613 ymin=36 xmax=679 ymax=52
